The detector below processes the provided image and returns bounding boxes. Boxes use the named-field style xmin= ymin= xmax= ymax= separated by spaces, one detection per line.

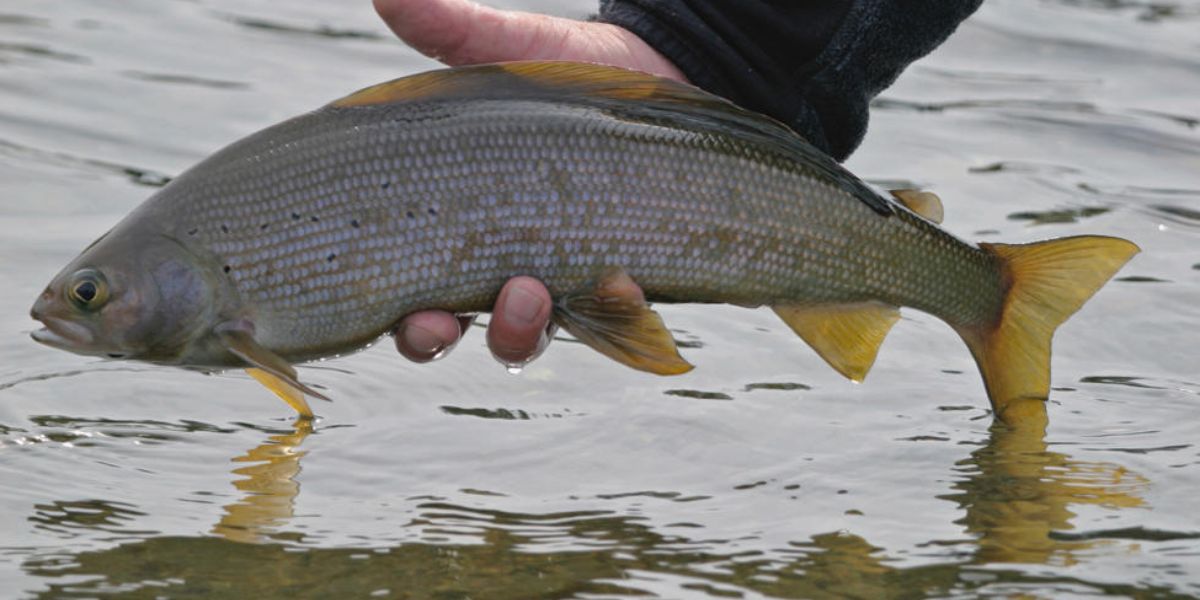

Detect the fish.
xmin=29 ymin=61 xmax=1139 ymax=424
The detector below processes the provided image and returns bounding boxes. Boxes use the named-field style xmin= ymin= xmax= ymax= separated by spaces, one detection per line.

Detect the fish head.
xmin=31 ymin=229 xmax=222 ymax=362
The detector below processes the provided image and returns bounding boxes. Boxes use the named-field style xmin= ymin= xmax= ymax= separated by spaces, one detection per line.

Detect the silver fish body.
xmin=31 ymin=62 xmax=1138 ymax=423
xmin=144 ymin=75 xmax=994 ymax=361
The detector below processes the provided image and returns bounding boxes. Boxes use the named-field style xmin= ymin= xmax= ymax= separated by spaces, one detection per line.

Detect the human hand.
xmin=380 ymin=0 xmax=679 ymax=367
xmin=373 ymin=0 xmax=686 ymax=82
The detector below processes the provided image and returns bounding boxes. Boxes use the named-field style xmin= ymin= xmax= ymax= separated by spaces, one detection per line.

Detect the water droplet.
xmin=505 ymin=365 xmax=523 ymax=375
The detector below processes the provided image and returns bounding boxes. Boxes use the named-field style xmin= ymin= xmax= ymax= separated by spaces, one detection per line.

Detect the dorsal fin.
xmin=331 ymin=61 xmax=729 ymax=109
xmin=890 ymin=189 xmax=944 ymax=224
xmin=331 ymin=61 xmax=894 ymax=216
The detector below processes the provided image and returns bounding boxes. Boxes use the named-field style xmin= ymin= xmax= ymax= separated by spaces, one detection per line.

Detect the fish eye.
xmin=66 ymin=269 xmax=109 ymax=310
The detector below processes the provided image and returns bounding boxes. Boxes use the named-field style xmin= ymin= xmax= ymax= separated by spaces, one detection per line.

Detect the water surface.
xmin=2 ymin=0 xmax=1198 ymax=597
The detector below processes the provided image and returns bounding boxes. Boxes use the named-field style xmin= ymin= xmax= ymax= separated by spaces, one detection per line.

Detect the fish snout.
xmin=30 ymin=288 xmax=53 ymax=322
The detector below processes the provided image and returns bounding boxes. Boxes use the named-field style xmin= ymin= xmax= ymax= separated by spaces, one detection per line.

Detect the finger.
xmin=394 ymin=310 xmax=464 ymax=362
xmin=486 ymin=276 xmax=554 ymax=366
xmin=372 ymin=0 xmax=687 ymax=81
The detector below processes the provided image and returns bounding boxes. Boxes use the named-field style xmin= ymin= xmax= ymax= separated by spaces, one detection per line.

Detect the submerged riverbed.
xmin=1 ymin=0 xmax=1198 ymax=597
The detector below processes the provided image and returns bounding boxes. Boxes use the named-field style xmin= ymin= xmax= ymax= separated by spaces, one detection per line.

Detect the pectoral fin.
xmin=215 ymin=322 xmax=330 ymax=418
xmin=773 ymin=302 xmax=900 ymax=382
xmin=552 ymin=268 xmax=693 ymax=375
xmin=245 ymin=368 xmax=314 ymax=419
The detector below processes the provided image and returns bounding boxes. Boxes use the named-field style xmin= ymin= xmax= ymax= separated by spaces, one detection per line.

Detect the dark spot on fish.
xmin=223 ymin=265 xmax=231 ymax=274
xmin=381 ymin=181 xmax=390 ymax=189
xmin=310 ymin=216 xmax=320 ymax=222
xmin=291 ymin=212 xmax=301 ymax=220
xmin=427 ymin=207 xmax=437 ymax=216
xmin=326 ymin=253 xmax=336 ymax=262
xmin=350 ymin=219 xmax=360 ymax=228
xmin=406 ymin=211 xmax=415 ymax=219
xmin=220 ymin=224 xmax=229 ymax=234
xmin=187 ymin=228 xmax=198 ymax=236
xmin=260 ymin=223 xmax=269 ymax=231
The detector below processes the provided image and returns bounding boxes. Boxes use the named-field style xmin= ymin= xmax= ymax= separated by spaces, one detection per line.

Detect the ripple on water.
xmin=2 ymin=0 xmax=1199 ymax=596
xmin=1007 ymin=205 xmax=1112 ymax=225
xmin=29 ymin=499 xmax=156 ymax=538
xmin=663 ymin=389 xmax=734 ymax=401
xmin=743 ymin=382 xmax=811 ymax=392
xmin=0 ymin=41 xmax=87 ymax=64
xmin=438 ymin=405 xmax=585 ymax=420
xmin=215 ymin=12 xmax=385 ymax=40
xmin=120 ymin=70 xmax=250 ymax=90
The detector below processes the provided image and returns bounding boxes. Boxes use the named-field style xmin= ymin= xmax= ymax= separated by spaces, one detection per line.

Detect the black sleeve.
xmin=597 ymin=0 xmax=982 ymax=161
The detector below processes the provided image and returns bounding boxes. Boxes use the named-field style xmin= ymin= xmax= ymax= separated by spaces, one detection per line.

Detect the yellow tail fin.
xmin=956 ymin=235 xmax=1139 ymax=424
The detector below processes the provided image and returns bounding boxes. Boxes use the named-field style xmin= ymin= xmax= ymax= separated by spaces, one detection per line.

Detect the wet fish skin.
xmin=29 ymin=62 xmax=1138 ymax=423
xmin=145 ymin=68 xmax=997 ymax=361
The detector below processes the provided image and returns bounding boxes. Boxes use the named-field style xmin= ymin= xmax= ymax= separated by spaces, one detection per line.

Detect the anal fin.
xmin=553 ymin=267 xmax=693 ymax=375
xmin=773 ymin=302 xmax=900 ymax=382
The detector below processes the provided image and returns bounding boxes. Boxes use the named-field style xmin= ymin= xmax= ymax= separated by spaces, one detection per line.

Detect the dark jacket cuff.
xmin=598 ymin=0 xmax=981 ymax=161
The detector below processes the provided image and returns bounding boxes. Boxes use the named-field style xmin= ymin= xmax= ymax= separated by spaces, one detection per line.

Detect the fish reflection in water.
xmin=211 ymin=419 xmax=312 ymax=544
xmin=18 ymin=408 xmax=1162 ymax=597
xmin=941 ymin=409 xmax=1148 ymax=568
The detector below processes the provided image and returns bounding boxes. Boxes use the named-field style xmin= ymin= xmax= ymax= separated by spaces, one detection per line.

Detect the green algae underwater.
xmin=2 ymin=0 xmax=1199 ymax=598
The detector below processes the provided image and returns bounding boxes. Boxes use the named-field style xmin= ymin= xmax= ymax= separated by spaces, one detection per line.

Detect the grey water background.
xmin=1 ymin=0 xmax=1198 ymax=597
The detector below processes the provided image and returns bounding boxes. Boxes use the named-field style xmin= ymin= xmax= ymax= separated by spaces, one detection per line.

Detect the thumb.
xmin=373 ymin=0 xmax=686 ymax=81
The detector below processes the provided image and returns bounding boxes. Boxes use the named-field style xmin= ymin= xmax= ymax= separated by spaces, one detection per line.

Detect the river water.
xmin=1 ymin=0 xmax=1198 ymax=598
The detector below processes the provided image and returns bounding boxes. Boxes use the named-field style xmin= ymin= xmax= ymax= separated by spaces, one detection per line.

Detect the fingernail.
xmin=505 ymin=286 xmax=545 ymax=325
xmin=399 ymin=323 xmax=448 ymax=358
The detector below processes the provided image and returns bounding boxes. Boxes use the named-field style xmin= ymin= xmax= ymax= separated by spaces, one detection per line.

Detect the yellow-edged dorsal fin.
xmin=490 ymin=61 xmax=712 ymax=102
xmin=956 ymin=235 xmax=1139 ymax=425
xmin=331 ymin=62 xmax=895 ymax=216
xmin=890 ymin=189 xmax=944 ymax=224
xmin=332 ymin=61 xmax=729 ymax=109
xmin=246 ymin=368 xmax=314 ymax=419
xmin=773 ymin=302 xmax=901 ymax=382
xmin=332 ymin=67 xmax=486 ymax=107
xmin=553 ymin=267 xmax=693 ymax=375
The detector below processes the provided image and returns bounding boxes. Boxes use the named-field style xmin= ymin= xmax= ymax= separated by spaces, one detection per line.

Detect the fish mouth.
xmin=30 ymin=316 xmax=94 ymax=351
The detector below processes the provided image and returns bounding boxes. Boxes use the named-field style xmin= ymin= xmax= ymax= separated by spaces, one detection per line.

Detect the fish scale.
xmin=157 ymin=100 xmax=999 ymax=359
xmin=32 ymin=61 xmax=1138 ymax=422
